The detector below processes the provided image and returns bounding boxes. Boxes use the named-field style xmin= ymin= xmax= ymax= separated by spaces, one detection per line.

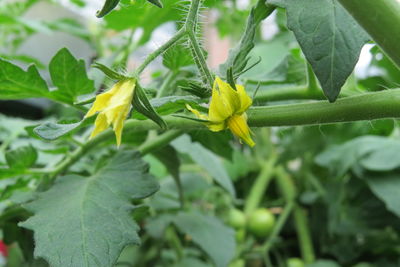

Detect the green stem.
xmin=244 ymin=155 xmax=277 ymax=215
xmin=252 ymin=84 xmax=355 ymax=102
xmin=156 ymin=71 xmax=177 ymax=98
xmin=275 ymin=167 xmax=315 ymax=263
xmin=138 ymin=130 xmax=183 ymax=155
xmin=306 ymin=63 xmax=319 ymax=91
xmin=293 ymin=205 xmax=315 ymax=263
xmin=135 ymin=28 xmax=186 ymax=75
xmin=166 ymin=227 xmax=184 ymax=261
xmin=253 ymin=86 xmax=325 ymax=102
xmin=187 ymin=31 xmax=214 ymax=87
xmin=184 ymin=0 xmax=214 ymax=87
xmin=248 ymin=88 xmax=400 ymax=127
xmin=337 ymin=0 xmax=400 ymax=68
xmin=184 ymin=0 xmax=200 ymax=31
xmin=261 ymin=202 xmax=294 ymax=253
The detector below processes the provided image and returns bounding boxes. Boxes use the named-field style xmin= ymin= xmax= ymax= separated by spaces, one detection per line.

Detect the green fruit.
xmin=287 ymin=258 xmax=305 ymax=267
xmin=228 ymin=208 xmax=246 ymax=229
xmin=247 ymin=208 xmax=275 ymax=239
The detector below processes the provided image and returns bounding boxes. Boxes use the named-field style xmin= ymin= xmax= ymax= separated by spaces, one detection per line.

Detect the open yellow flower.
xmin=187 ymin=76 xmax=255 ymax=147
xmin=84 ymin=79 xmax=136 ymax=146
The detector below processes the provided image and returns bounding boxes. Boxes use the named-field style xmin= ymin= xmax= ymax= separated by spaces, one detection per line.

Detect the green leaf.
xmin=172 ymin=135 xmax=236 ymax=197
xmin=96 ymin=0 xmax=120 ymax=18
xmin=49 ymin=48 xmax=95 ymax=104
xmin=189 ymin=131 xmax=233 ymax=160
xmin=33 ymin=117 xmax=94 ymax=141
xmin=152 ymin=145 xmax=180 ymax=183
xmin=172 ymin=212 xmax=235 ymax=267
xmin=366 ymin=174 xmax=400 ymax=218
xmin=219 ymin=0 xmax=274 ymax=77
xmin=20 ymin=151 xmax=159 ymax=267
xmin=149 ymin=95 xmax=202 ymax=116
xmin=5 ymin=145 xmax=37 ymax=169
xmin=104 ymin=0 xmax=182 ymax=44
xmin=0 ymin=49 xmax=95 ymax=106
xmin=316 ymin=136 xmax=400 ymax=175
xmin=273 ymin=0 xmax=369 ymax=101
xmin=0 ymin=168 xmax=24 ymax=179
xmin=163 ymin=42 xmax=194 ymax=71
xmin=0 ymin=59 xmax=49 ymax=100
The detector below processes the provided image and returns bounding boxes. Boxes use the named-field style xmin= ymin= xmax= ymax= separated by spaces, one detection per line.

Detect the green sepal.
xmin=133 ymin=84 xmax=167 ymax=130
xmin=226 ymin=67 xmax=237 ymax=90
xmin=179 ymin=80 xmax=210 ymax=98
xmin=92 ymin=62 xmax=126 ymax=80
xmin=172 ymin=115 xmax=209 ymax=123
xmin=147 ymin=0 xmax=163 ymax=8
xmin=96 ymin=0 xmax=120 ymax=18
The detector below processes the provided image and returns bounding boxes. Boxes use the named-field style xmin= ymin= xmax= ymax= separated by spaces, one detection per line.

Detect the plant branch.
xmin=244 ymin=155 xmax=277 ymax=215
xmin=138 ymin=129 xmax=183 ymax=155
xmin=261 ymin=202 xmax=294 ymax=253
xmin=185 ymin=0 xmax=214 ymax=87
xmin=187 ymin=31 xmax=214 ymax=87
xmin=293 ymin=205 xmax=315 ymax=263
xmin=135 ymin=28 xmax=186 ymax=75
xmin=43 ymin=89 xmax=400 ymax=180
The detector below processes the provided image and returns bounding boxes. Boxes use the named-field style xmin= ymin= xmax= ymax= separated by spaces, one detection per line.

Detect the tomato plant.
xmin=1 ymin=0 xmax=400 ymax=266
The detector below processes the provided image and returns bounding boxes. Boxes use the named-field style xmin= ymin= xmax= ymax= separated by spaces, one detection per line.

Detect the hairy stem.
xmin=187 ymin=31 xmax=214 ymax=87
xmin=135 ymin=28 xmax=186 ymax=75
xmin=185 ymin=0 xmax=214 ymax=87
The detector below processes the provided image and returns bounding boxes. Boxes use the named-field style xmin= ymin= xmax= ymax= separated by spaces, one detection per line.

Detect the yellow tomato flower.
xmin=187 ymin=76 xmax=255 ymax=147
xmin=84 ymin=79 xmax=136 ymax=146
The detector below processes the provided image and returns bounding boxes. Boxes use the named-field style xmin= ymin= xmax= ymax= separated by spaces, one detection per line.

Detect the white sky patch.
xmin=59 ymin=0 xmax=102 ymax=17
xmin=354 ymin=43 xmax=374 ymax=78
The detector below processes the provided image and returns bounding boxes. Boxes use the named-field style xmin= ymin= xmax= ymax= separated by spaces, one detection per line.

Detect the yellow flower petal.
xmin=236 ymin=84 xmax=252 ymax=114
xmin=208 ymin=77 xmax=240 ymax=122
xmin=207 ymin=121 xmax=227 ymax=132
xmin=112 ymin=104 xmax=131 ymax=147
xmin=90 ymin=113 xmax=110 ymax=140
xmin=85 ymin=79 xmax=136 ymax=146
xmin=185 ymin=77 xmax=255 ymax=147
xmin=186 ymin=104 xmax=208 ymax=121
xmin=227 ymin=113 xmax=255 ymax=147
xmin=85 ymin=82 xmax=122 ymax=118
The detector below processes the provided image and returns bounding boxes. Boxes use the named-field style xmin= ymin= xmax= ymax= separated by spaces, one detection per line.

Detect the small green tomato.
xmin=286 ymin=258 xmax=305 ymax=267
xmin=228 ymin=208 xmax=246 ymax=229
xmin=247 ymin=208 xmax=275 ymax=239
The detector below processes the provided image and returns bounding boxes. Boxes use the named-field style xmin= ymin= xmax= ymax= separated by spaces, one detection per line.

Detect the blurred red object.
xmin=0 ymin=241 xmax=7 ymax=257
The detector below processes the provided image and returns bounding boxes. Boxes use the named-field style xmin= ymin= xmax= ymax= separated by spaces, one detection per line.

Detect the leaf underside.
xmin=273 ymin=0 xmax=369 ymax=102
